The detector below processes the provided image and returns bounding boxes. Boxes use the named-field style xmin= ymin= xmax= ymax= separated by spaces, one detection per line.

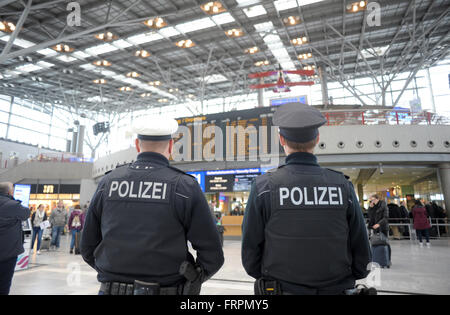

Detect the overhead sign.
xmin=13 ymin=184 xmax=31 ymax=208
xmin=270 ymin=95 xmax=308 ymax=107
xmin=205 ymin=175 xmax=235 ymax=193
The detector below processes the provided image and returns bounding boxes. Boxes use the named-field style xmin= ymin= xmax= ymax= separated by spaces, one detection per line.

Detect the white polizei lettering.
xmin=138 ymin=181 xmax=143 ymax=198
xmin=118 ymin=181 xmax=130 ymax=198
xmin=109 ymin=181 xmax=119 ymax=197
xmin=304 ymin=187 xmax=313 ymax=205
xmin=162 ymin=183 xmax=167 ymax=199
xmin=329 ymin=187 xmax=339 ymax=205
xmin=128 ymin=181 xmax=137 ymax=198
xmin=141 ymin=182 xmax=153 ymax=199
xmin=314 ymin=187 xmax=318 ymax=204
xmin=152 ymin=182 xmax=162 ymax=199
xmin=318 ymin=187 xmax=329 ymax=205
xmin=338 ymin=187 xmax=343 ymax=205
xmin=279 ymin=187 xmax=290 ymax=206
xmin=291 ymin=187 xmax=303 ymax=205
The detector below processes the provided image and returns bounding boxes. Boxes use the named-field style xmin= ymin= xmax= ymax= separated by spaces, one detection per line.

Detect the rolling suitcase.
xmin=40 ymin=228 xmax=52 ymax=251
xmin=372 ymin=244 xmax=391 ymax=268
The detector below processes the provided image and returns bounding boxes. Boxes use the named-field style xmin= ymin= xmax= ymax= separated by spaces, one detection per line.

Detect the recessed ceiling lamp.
xmin=291 ymin=37 xmax=308 ymax=45
xmin=93 ymin=60 xmax=111 ymax=67
xmin=143 ymin=17 xmax=167 ymax=29
xmin=298 ymin=52 xmax=312 ymax=60
xmin=200 ymin=1 xmax=226 ymax=15
xmin=158 ymin=98 xmax=168 ymax=103
xmin=126 ymin=71 xmax=141 ymax=78
xmin=95 ymin=31 xmax=118 ymax=41
xmin=347 ymin=1 xmax=366 ymax=12
xmin=0 ymin=21 xmax=15 ymax=33
xmin=303 ymin=65 xmax=316 ymax=71
xmin=255 ymin=60 xmax=269 ymax=67
xmin=141 ymin=93 xmax=152 ymax=98
xmin=188 ymin=94 xmax=196 ymax=99
xmin=119 ymin=86 xmax=133 ymax=92
xmin=225 ymin=28 xmax=243 ymax=38
xmin=148 ymin=81 xmax=161 ymax=86
xmin=52 ymin=44 xmax=74 ymax=53
xmin=283 ymin=16 xmax=300 ymax=26
xmin=245 ymin=47 xmax=259 ymax=54
xmin=135 ymin=49 xmax=150 ymax=58
xmin=93 ymin=79 xmax=107 ymax=84
xmin=176 ymin=39 xmax=195 ymax=48
xmin=169 ymin=88 xmax=179 ymax=93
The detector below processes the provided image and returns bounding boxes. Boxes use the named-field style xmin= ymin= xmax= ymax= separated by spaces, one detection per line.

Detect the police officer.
xmin=242 ymin=103 xmax=371 ymax=295
xmin=81 ymin=118 xmax=224 ymax=295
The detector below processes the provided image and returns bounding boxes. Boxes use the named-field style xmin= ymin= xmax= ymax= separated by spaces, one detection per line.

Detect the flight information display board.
xmin=175 ymin=106 xmax=282 ymax=162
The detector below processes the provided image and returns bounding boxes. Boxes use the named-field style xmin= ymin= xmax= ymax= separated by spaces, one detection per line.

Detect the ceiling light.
xmin=135 ymin=49 xmax=151 ymax=58
xmin=243 ymin=5 xmax=267 ymax=18
xmin=158 ymin=98 xmax=169 ymax=103
xmin=148 ymin=81 xmax=161 ymax=86
xmin=169 ymin=88 xmax=179 ymax=93
xmin=200 ymin=1 xmax=226 ymax=15
xmin=0 ymin=21 xmax=15 ymax=33
xmin=93 ymin=79 xmax=107 ymax=84
xmin=119 ymin=86 xmax=133 ymax=92
xmin=298 ymin=53 xmax=312 ymax=59
xmin=144 ymin=17 xmax=167 ymax=29
xmin=93 ymin=60 xmax=111 ymax=67
xmin=126 ymin=71 xmax=141 ymax=78
xmin=291 ymin=37 xmax=308 ymax=45
xmin=225 ymin=28 xmax=243 ymax=38
xmin=52 ymin=43 xmax=74 ymax=53
xmin=255 ymin=60 xmax=269 ymax=67
xmin=245 ymin=46 xmax=259 ymax=54
xmin=95 ymin=31 xmax=118 ymax=42
xmin=283 ymin=16 xmax=301 ymax=26
xmin=176 ymin=39 xmax=195 ymax=48
xmin=347 ymin=1 xmax=366 ymax=12
xmin=303 ymin=65 xmax=316 ymax=71
xmin=141 ymin=93 xmax=152 ymax=98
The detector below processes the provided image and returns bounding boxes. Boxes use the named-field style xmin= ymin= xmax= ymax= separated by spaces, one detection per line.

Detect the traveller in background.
xmin=388 ymin=203 xmax=402 ymax=240
xmin=411 ymin=200 xmax=432 ymax=247
xmin=49 ymin=201 xmax=68 ymax=251
xmin=0 ymin=182 xmax=30 ymax=295
xmin=368 ymin=195 xmax=389 ymax=237
xmin=68 ymin=205 xmax=84 ymax=254
xmin=30 ymin=204 xmax=47 ymax=255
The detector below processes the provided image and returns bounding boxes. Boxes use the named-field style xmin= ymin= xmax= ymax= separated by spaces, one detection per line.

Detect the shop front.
xmin=28 ymin=183 xmax=81 ymax=215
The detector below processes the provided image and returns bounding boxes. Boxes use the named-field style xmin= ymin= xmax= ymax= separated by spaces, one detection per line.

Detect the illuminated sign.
xmin=270 ymin=95 xmax=308 ymax=106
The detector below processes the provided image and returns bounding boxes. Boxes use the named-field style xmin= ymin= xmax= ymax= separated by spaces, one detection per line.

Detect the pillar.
xmin=437 ymin=163 xmax=450 ymax=211
xmin=357 ymin=183 xmax=365 ymax=210
xmin=258 ymin=77 xmax=264 ymax=108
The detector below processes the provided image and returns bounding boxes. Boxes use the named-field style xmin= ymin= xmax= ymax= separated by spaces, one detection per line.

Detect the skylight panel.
xmin=84 ymin=43 xmax=118 ymax=56
xmin=177 ymin=17 xmax=216 ymax=33
xmin=72 ymin=51 xmax=91 ymax=59
xmin=211 ymin=13 xmax=235 ymax=25
xmin=159 ymin=27 xmax=181 ymax=37
xmin=15 ymin=64 xmax=43 ymax=73
xmin=56 ymin=55 xmax=77 ymax=63
xmin=274 ymin=0 xmax=325 ymax=11
xmin=79 ymin=63 xmax=96 ymax=70
xmin=112 ymin=39 xmax=133 ymax=49
xmin=36 ymin=61 xmax=54 ymax=68
xmin=37 ymin=48 xmax=58 ymax=57
xmin=203 ymin=74 xmax=228 ymax=83
xmin=243 ymin=5 xmax=267 ymax=17
xmin=127 ymin=32 xmax=164 ymax=45
xmin=253 ymin=21 xmax=274 ymax=32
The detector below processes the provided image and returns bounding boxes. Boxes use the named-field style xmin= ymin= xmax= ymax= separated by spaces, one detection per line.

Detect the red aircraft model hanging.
xmin=249 ymin=67 xmax=315 ymax=93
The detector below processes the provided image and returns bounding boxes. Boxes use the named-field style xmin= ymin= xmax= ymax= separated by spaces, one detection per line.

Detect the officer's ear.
xmin=168 ymin=139 xmax=174 ymax=156
xmin=135 ymin=138 xmax=141 ymax=153
xmin=279 ymin=134 xmax=287 ymax=147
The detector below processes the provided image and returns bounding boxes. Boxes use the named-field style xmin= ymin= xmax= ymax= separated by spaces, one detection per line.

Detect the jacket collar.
xmin=285 ymin=152 xmax=319 ymax=167
xmin=136 ymin=151 xmax=169 ymax=166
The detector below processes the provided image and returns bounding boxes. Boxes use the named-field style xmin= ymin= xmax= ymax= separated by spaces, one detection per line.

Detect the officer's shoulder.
xmin=325 ymin=168 xmax=350 ymax=180
xmin=167 ymin=166 xmax=196 ymax=181
xmin=104 ymin=163 xmax=131 ymax=175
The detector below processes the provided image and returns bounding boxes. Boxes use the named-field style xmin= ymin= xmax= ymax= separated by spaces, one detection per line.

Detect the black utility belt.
xmin=100 ymin=280 xmax=181 ymax=295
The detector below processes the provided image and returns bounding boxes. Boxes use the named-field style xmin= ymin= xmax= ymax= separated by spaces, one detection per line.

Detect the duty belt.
xmin=100 ymin=281 xmax=181 ymax=295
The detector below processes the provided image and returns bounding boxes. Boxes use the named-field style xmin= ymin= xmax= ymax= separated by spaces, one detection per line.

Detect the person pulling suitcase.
xmin=68 ymin=205 xmax=84 ymax=255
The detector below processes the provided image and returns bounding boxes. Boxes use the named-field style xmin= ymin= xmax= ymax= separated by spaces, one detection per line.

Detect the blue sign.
xmin=270 ymin=95 xmax=308 ymax=106
xmin=205 ymin=168 xmax=261 ymax=176
xmin=13 ymin=184 xmax=31 ymax=208
xmin=187 ymin=171 xmax=206 ymax=192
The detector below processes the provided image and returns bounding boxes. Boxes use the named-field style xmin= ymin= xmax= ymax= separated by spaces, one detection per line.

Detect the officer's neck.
xmin=140 ymin=149 xmax=170 ymax=160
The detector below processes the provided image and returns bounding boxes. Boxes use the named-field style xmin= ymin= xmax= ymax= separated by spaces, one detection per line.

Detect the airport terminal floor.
xmin=10 ymin=236 xmax=450 ymax=296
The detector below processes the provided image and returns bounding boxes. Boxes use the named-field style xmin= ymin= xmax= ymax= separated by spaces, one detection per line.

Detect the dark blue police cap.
xmin=273 ymin=103 xmax=327 ymax=143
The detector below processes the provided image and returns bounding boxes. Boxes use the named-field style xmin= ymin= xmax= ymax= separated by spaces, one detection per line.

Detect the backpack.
xmin=71 ymin=214 xmax=81 ymax=228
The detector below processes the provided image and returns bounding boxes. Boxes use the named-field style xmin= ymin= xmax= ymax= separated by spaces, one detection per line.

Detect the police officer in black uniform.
xmin=81 ymin=118 xmax=224 ymax=295
xmin=242 ymin=103 xmax=371 ymax=295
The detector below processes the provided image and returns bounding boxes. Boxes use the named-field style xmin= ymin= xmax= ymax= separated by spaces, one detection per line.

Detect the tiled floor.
xmin=9 ymin=236 xmax=450 ymax=295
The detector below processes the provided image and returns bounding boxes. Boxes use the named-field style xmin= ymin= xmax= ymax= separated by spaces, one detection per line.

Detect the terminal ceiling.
xmin=0 ymin=0 xmax=449 ymax=115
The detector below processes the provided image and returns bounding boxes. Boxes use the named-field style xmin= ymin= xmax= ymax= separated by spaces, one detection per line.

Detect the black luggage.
xmin=372 ymin=244 xmax=391 ymax=268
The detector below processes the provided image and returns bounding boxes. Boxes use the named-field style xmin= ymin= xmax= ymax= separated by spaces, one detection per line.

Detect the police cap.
xmin=132 ymin=117 xmax=179 ymax=141
xmin=273 ymin=102 xmax=327 ymax=143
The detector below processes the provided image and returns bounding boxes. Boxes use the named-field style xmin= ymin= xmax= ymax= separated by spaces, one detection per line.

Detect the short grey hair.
xmin=0 ymin=182 xmax=14 ymax=195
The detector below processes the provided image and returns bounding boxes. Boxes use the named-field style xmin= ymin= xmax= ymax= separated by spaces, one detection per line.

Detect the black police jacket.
xmin=0 ymin=193 xmax=30 ymax=261
xmin=81 ymin=152 xmax=224 ymax=285
xmin=242 ymin=152 xmax=371 ymax=291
